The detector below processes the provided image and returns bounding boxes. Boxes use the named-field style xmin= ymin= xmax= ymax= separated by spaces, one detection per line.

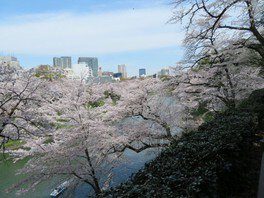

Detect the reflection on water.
xmin=0 ymin=148 xmax=159 ymax=198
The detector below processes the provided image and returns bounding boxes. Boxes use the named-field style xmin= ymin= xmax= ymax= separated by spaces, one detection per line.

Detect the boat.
xmin=50 ymin=180 xmax=70 ymax=197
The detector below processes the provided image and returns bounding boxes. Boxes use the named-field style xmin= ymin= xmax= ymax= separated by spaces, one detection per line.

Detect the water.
xmin=0 ymin=155 xmax=62 ymax=198
xmin=0 ymin=148 xmax=159 ymax=197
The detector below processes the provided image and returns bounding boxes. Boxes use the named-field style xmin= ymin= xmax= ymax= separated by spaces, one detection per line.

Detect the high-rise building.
xmin=0 ymin=56 xmax=21 ymax=69
xmin=53 ymin=56 xmax=72 ymax=68
xmin=118 ymin=64 xmax=127 ymax=78
xmin=53 ymin=57 xmax=61 ymax=67
xmin=139 ymin=68 xmax=146 ymax=77
xmin=72 ymin=63 xmax=93 ymax=79
xmin=158 ymin=67 xmax=170 ymax=76
xmin=78 ymin=57 xmax=98 ymax=77
xmin=61 ymin=56 xmax=72 ymax=68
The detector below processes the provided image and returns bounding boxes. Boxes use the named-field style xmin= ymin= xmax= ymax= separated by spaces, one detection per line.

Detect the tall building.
xmin=53 ymin=57 xmax=61 ymax=67
xmin=118 ymin=64 xmax=127 ymax=78
xmin=72 ymin=63 xmax=93 ymax=79
xmin=61 ymin=56 xmax=72 ymax=68
xmin=0 ymin=56 xmax=21 ymax=69
xmin=158 ymin=67 xmax=170 ymax=76
xmin=139 ymin=68 xmax=146 ymax=77
xmin=78 ymin=57 xmax=98 ymax=77
xmin=53 ymin=56 xmax=72 ymax=68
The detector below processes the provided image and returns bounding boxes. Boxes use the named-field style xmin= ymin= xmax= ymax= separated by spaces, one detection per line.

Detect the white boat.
xmin=50 ymin=180 xmax=70 ymax=197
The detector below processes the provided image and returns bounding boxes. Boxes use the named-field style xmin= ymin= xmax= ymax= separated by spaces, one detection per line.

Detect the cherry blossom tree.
xmin=168 ymin=63 xmax=264 ymax=112
xmin=5 ymin=64 xmax=260 ymax=196
xmin=0 ymin=65 xmax=54 ymax=152
xmin=171 ymin=0 xmax=264 ymax=65
xmin=97 ymin=79 xmax=191 ymax=152
xmin=13 ymin=80 xmax=123 ymax=195
xmin=14 ymin=78 xmax=189 ymax=195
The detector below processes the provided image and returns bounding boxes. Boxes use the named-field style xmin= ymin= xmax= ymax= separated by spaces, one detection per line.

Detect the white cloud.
xmin=0 ymin=7 xmax=184 ymax=56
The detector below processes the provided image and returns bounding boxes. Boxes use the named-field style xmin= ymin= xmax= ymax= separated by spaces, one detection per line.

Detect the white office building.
xmin=71 ymin=63 xmax=93 ymax=80
xmin=78 ymin=57 xmax=98 ymax=77
xmin=118 ymin=64 xmax=127 ymax=78
xmin=0 ymin=56 xmax=21 ymax=69
xmin=158 ymin=67 xmax=171 ymax=76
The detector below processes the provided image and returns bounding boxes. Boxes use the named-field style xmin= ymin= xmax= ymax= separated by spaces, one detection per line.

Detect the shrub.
xmin=238 ymin=88 xmax=264 ymax=128
xmin=191 ymin=101 xmax=208 ymax=118
xmin=87 ymin=100 xmax=105 ymax=108
xmin=103 ymin=90 xmax=121 ymax=104
xmin=4 ymin=140 xmax=26 ymax=150
xmin=98 ymin=110 xmax=257 ymax=197
xmin=43 ymin=136 xmax=55 ymax=144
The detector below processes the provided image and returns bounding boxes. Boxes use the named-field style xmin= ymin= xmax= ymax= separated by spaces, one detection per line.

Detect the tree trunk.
xmin=84 ymin=148 xmax=102 ymax=195
xmin=224 ymin=68 xmax=236 ymax=109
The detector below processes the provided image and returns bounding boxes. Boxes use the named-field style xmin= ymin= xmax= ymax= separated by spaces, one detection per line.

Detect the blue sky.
xmin=0 ymin=0 xmax=184 ymax=76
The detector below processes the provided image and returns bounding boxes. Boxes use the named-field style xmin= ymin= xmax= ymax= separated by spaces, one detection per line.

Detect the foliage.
xmin=98 ymin=110 xmax=257 ymax=197
xmin=202 ymin=111 xmax=215 ymax=123
xmin=239 ymin=88 xmax=264 ymax=112
xmin=4 ymin=140 xmax=26 ymax=150
xmin=56 ymin=118 xmax=68 ymax=122
xmin=87 ymin=100 xmax=105 ymax=108
xmin=34 ymin=65 xmax=66 ymax=81
xmin=198 ymin=58 xmax=212 ymax=66
xmin=57 ymin=124 xmax=69 ymax=129
xmin=43 ymin=136 xmax=55 ymax=145
xmin=238 ymin=88 xmax=264 ymax=128
xmin=191 ymin=101 xmax=208 ymax=117
xmin=159 ymin=75 xmax=171 ymax=81
xmin=190 ymin=101 xmax=215 ymax=122
xmin=103 ymin=90 xmax=121 ymax=104
xmin=120 ymin=77 xmax=128 ymax=81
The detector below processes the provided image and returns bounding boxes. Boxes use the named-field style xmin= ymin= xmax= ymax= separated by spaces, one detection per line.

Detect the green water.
xmin=0 ymin=148 xmax=158 ymax=197
xmin=0 ymin=155 xmax=61 ymax=198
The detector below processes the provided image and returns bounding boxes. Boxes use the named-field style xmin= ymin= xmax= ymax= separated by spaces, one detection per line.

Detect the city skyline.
xmin=0 ymin=0 xmax=184 ymax=77
xmin=0 ymin=54 xmax=173 ymax=77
